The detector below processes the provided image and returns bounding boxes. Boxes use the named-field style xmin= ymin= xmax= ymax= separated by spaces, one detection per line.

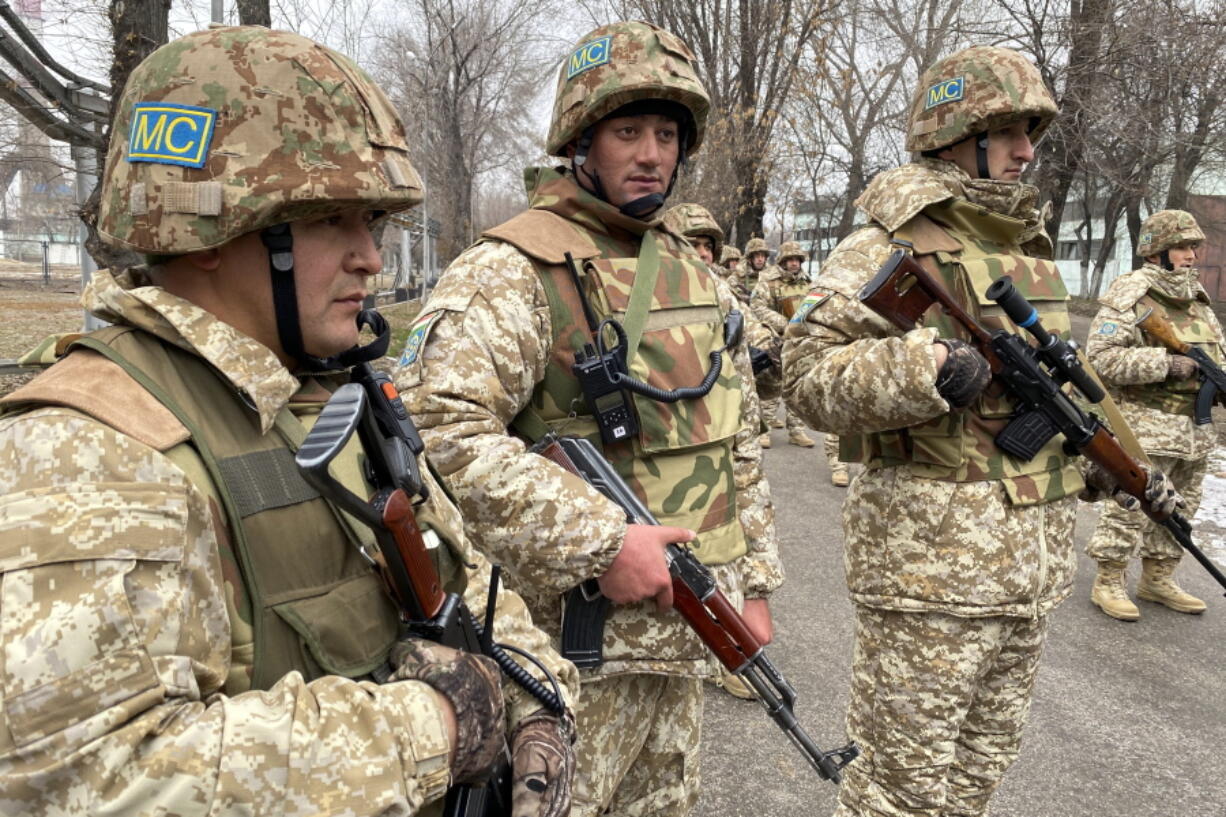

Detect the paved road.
xmin=696 ymin=322 xmax=1226 ymax=817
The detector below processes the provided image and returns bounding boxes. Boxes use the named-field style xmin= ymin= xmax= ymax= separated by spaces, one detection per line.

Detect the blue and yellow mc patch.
xmin=924 ymin=76 xmax=965 ymax=110
xmin=399 ymin=310 xmax=446 ymax=367
xmin=791 ymin=290 xmax=833 ymax=323
xmin=567 ymin=36 xmax=612 ymax=80
xmin=1098 ymin=322 xmax=1118 ymax=335
xmin=127 ymin=102 xmax=217 ymax=169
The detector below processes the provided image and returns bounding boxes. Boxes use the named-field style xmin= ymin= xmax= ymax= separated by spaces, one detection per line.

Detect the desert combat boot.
xmin=1091 ymin=560 xmax=1140 ymax=621
xmin=1137 ymin=558 xmax=1207 ymax=614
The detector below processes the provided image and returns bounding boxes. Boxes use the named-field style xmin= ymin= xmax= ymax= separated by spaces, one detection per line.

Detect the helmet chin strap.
xmin=975 ymin=132 xmax=991 ymax=180
xmin=261 ymin=223 xmax=334 ymax=372
xmin=1159 ymin=249 xmax=1173 ymax=271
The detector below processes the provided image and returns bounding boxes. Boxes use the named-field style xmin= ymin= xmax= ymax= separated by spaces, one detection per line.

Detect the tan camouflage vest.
xmin=487 ymin=210 xmax=748 ymax=566
xmin=772 ymin=273 xmax=812 ymax=321
xmin=1124 ymin=287 xmax=1225 ymax=415
xmin=842 ymin=199 xmax=1083 ymax=506
xmin=5 ymin=327 xmax=467 ymax=694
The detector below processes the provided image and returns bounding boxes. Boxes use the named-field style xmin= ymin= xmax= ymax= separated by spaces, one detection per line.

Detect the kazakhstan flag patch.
xmin=791 ymin=290 xmax=832 ymax=323
xmin=399 ymin=310 xmax=446 ymax=366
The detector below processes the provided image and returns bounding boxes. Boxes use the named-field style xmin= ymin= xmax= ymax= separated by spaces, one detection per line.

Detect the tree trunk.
xmin=237 ymin=0 xmax=272 ymax=27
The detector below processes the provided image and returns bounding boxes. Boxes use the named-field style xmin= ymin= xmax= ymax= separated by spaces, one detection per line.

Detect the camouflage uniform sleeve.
xmin=398 ymin=242 xmax=627 ymax=595
xmin=714 ymin=275 xmax=783 ymax=597
xmin=0 ymin=410 xmax=457 ymax=815
xmin=783 ymin=230 xmax=948 ymax=435
xmin=418 ymin=465 xmax=579 ymax=726
xmin=750 ymin=277 xmax=788 ymax=335
xmin=1085 ymin=304 xmax=1168 ymax=386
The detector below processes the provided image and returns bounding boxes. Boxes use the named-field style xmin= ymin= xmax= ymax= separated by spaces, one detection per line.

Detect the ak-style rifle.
xmin=534 ymin=432 xmax=859 ymax=784
xmin=1135 ymin=308 xmax=1226 ymax=425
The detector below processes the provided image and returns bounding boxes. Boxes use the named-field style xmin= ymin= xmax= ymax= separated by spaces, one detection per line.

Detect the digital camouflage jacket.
xmin=0 ymin=268 xmax=576 ymax=816
xmin=398 ymin=167 xmax=782 ymax=678
xmin=784 ymin=159 xmax=1080 ymax=618
xmin=1088 ymin=262 xmax=1225 ymax=460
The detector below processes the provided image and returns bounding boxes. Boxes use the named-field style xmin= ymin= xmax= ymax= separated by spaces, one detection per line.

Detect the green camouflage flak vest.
xmin=9 ymin=327 xmax=469 ymax=694
xmin=843 ymin=198 xmax=1083 ymax=506
xmin=499 ymin=213 xmax=748 ymax=567
xmin=1124 ymin=289 xmax=1225 ymax=416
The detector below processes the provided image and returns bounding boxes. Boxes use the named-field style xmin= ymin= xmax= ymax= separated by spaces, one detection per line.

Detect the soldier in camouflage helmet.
xmin=720 ymin=242 xmax=743 ymax=276
xmin=751 ymin=240 xmax=816 ymax=449
xmin=0 ymin=26 xmax=581 ymax=816
xmin=742 ymin=236 xmax=770 ymax=293
xmin=1084 ymin=209 xmax=1218 ymax=620
xmin=783 ymin=45 xmax=1181 ymax=816
xmin=398 ymin=21 xmax=781 ymax=817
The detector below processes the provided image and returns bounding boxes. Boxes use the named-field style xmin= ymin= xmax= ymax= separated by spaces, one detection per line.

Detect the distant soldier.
xmin=399 ymin=21 xmax=781 ymax=817
xmin=0 ymin=26 xmax=577 ymax=817
xmin=785 ymin=45 xmax=1182 ymax=817
xmin=742 ymin=236 xmax=769 ymax=295
xmin=1085 ymin=209 xmax=1220 ymax=620
xmin=720 ymin=243 xmax=745 ymax=289
xmin=752 ymin=240 xmax=815 ymax=448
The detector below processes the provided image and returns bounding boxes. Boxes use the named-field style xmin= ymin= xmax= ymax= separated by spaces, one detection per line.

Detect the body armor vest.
xmin=498 ymin=214 xmax=748 ymax=566
xmin=842 ymin=201 xmax=1083 ymax=506
xmin=12 ymin=327 xmax=466 ymax=694
xmin=1123 ymin=289 xmax=1224 ymax=416
xmin=771 ymin=275 xmax=811 ymax=321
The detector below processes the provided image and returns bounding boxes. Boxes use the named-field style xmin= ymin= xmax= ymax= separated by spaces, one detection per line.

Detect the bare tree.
xmin=378 ymin=0 xmax=563 ymax=263
xmin=238 ymin=0 xmax=272 ymax=27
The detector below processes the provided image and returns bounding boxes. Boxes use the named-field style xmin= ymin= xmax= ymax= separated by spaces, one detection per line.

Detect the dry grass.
xmin=0 ymin=264 xmax=84 ymax=397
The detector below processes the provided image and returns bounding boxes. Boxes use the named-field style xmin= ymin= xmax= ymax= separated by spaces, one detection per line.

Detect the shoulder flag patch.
xmin=924 ymin=76 xmax=965 ymax=110
xmin=399 ymin=310 xmax=446 ymax=367
xmin=567 ymin=36 xmax=612 ymax=80
xmin=1098 ymin=321 xmax=1117 ymax=335
xmin=127 ymin=102 xmax=217 ymax=169
xmin=791 ymin=290 xmax=833 ymax=323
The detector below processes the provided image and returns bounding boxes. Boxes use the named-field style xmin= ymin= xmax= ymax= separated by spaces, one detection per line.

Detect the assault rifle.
xmin=1135 ymin=308 xmax=1226 ymax=425
xmin=533 ymin=432 xmax=859 ymax=784
xmin=860 ymin=250 xmax=1226 ymax=595
xmin=296 ymin=311 xmax=565 ymax=817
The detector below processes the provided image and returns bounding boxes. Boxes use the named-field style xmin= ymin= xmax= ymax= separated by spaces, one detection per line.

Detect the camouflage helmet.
xmin=744 ymin=237 xmax=769 ymax=257
xmin=719 ymin=244 xmax=742 ymax=265
xmin=98 ymin=26 xmax=423 ymax=254
xmin=777 ymin=240 xmax=806 ymax=263
xmin=906 ymin=46 xmax=1058 ymax=153
xmin=663 ymin=203 xmax=723 ymax=255
xmin=1137 ymin=210 xmax=1205 ymax=257
xmin=545 ymin=21 xmax=710 ymax=158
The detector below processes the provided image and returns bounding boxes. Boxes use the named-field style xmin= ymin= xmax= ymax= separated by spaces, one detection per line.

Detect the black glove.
xmin=388 ymin=639 xmax=505 ymax=784
xmin=934 ymin=338 xmax=991 ymax=408
xmin=510 ymin=709 xmax=576 ymax=817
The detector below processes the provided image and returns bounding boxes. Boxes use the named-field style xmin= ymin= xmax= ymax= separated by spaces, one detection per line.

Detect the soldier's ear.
xmin=183 ymin=248 xmax=223 ymax=272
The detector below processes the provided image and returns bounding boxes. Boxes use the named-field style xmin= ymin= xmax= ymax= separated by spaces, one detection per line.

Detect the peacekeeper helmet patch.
xmin=399 ymin=309 xmax=446 ymax=366
xmin=1099 ymin=322 xmax=1118 ymax=335
xmin=127 ymin=102 xmax=217 ymax=169
xmin=567 ymin=35 xmax=612 ymax=79
xmin=791 ymin=289 xmax=833 ymax=323
xmin=924 ymin=76 xmax=965 ymax=110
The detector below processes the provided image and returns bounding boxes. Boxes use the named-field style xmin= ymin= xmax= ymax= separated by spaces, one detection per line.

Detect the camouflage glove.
xmin=1081 ymin=463 xmax=1187 ymax=515
xmin=1144 ymin=467 xmax=1187 ymax=517
xmin=510 ymin=709 xmax=577 ymax=817
xmin=934 ymin=338 xmax=992 ymax=408
xmin=1167 ymin=354 xmax=1198 ymax=380
xmin=388 ymin=639 xmax=505 ymax=784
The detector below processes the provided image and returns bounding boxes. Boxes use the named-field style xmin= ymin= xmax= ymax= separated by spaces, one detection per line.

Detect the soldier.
xmin=719 ymin=243 xmax=744 ymax=284
xmin=399 ymin=21 xmax=782 ymax=817
xmin=742 ymin=236 xmax=770 ymax=295
xmin=1085 ymin=209 xmax=1220 ymax=620
xmin=784 ymin=46 xmax=1182 ymax=816
xmin=0 ymin=27 xmax=577 ymax=817
xmin=752 ymin=240 xmax=816 ymax=449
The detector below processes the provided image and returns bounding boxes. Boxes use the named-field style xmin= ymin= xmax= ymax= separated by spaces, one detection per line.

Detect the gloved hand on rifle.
xmin=1082 ymin=462 xmax=1187 ymax=515
xmin=933 ymin=338 xmax=992 ymax=408
xmin=510 ymin=708 xmax=576 ymax=817
xmin=389 ymin=638 xmax=506 ymax=784
xmin=1167 ymin=354 xmax=1198 ymax=380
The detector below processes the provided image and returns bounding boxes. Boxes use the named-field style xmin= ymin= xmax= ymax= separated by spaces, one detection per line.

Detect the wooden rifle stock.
xmin=1135 ymin=309 xmax=1193 ymax=355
